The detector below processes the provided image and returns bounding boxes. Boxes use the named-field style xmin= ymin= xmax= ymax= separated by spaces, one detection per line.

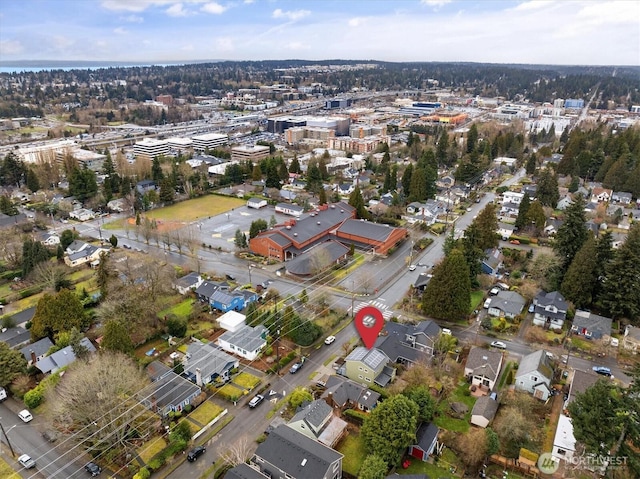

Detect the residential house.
xmin=39 ymin=232 xmax=60 ymax=246
xmin=252 ymin=425 xmax=343 ymax=479
xmin=408 ymin=423 xmax=440 ymax=461
xmin=571 ymin=310 xmax=612 ymax=340
xmin=612 ymin=191 xmax=632 ymax=205
xmin=487 ymin=290 xmax=526 ymax=319
xmin=336 ymin=183 xmax=355 ymax=196
xmin=544 ymin=218 xmax=564 ymax=236
xmin=279 ymin=190 xmax=298 ymax=202
xmin=218 ymin=325 xmax=268 ymax=361
xmin=64 ymin=241 xmax=110 ymax=267
xmin=285 ymin=241 xmax=350 ymax=277
xmin=413 ymin=273 xmax=432 ymax=292
xmin=173 ymin=272 xmax=204 ymax=296
xmin=287 ymin=399 xmax=347 ymax=448
xmin=470 ymin=395 xmax=499 ymax=428
xmin=556 ymin=195 xmax=573 ymax=211
xmin=623 ymin=325 xmax=640 ymax=352
xmin=532 ymin=291 xmax=568 ymax=330
xmin=502 ymin=191 xmax=524 ymax=205
xmin=567 ymin=369 xmax=600 ymax=406
xmin=405 ymin=200 xmax=445 ymax=226
xmin=0 ymin=325 xmax=30 ymax=349
xmin=20 ymin=337 xmax=54 ymax=365
xmin=482 ymin=248 xmax=504 ymax=276
xmin=210 ymin=289 xmax=257 ymax=313
xmin=522 ymin=184 xmax=538 ymax=198
xmin=552 ymin=414 xmax=577 ymax=463
xmin=342 ymin=347 xmax=395 ymax=387
xmin=0 ymin=212 xmax=28 ymax=229
xmin=136 ymin=180 xmax=157 ymax=195
xmin=225 ymin=463 xmax=270 ymax=479
xmin=321 ymin=376 xmax=380 ymax=413
xmin=374 ymin=320 xmax=441 ymax=366
xmin=218 ymin=310 xmax=246 ymax=333
xmin=497 ymin=223 xmax=515 ymax=240
xmin=183 ymin=340 xmax=239 ymax=386
xmin=142 ymin=361 xmax=201 ymax=417
xmin=36 ymin=338 xmax=97 ymax=374
xmin=68 ymin=208 xmax=95 ymax=222
xmin=106 ymin=198 xmax=126 ymax=212
xmin=464 ymin=347 xmax=504 ymax=391
xmin=515 ymin=350 xmax=554 ymax=400
xmin=590 ymin=187 xmax=613 ymax=204
xmin=194 ymin=280 xmax=226 ymax=303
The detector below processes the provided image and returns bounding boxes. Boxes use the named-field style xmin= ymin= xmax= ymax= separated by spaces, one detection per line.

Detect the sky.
xmin=0 ymin=0 xmax=639 ymax=66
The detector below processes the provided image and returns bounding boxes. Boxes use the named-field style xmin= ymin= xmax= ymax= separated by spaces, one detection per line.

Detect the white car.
xmin=490 ymin=341 xmax=507 ymax=350
xmin=18 ymin=409 xmax=33 ymax=422
xmin=408 ymin=264 xmax=417 ymax=271
xmin=18 ymin=454 xmax=36 ymax=469
xmin=324 ymin=336 xmax=336 ymax=345
xmin=483 ymin=298 xmax=492 ymax=309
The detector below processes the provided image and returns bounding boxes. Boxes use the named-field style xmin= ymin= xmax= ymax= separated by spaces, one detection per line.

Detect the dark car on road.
xmin=289 ymin=361 xmax=303 ymax=374
xmin=187 ymin=446 xmax=206 ymax=462
xmin=592 ymin=366 xmax=612 ymax=377
xmin=85 ymin=462 xmax=102 ymax=476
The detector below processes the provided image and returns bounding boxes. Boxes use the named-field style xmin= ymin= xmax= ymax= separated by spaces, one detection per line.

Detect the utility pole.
xmin=0 ymin=419 xmax=15 ymax=458
xmin=351 ymin=279 xmax=355 ymax=318
xmin=248 ymin=264 xmax=252 ymax=285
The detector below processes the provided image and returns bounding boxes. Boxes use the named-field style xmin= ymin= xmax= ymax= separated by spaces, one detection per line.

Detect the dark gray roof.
xmin=490 ymin=290 xmax=525 ymax=316
xmin=254 ymin=425 xmax=342 ymax=479
xmin=10 ymin=307 xmax=36 ymax=325
xmin=374 ymin=320 xmax=440 ymax=364
xmin=471 ymin=396 xmax=499 ymax=420
xmin=375 ymin=365 xmax=396 ymax=387
xmin=572 ymin=310 xmax=612 ymax=337
xmin=0 ymin=325 xmax=30 ymax=348
xmin=175 ymin=272 xmax=201 ymax=289
xmin=337 ymin=218 xmax=397 ymax=242
xmin=263 ymin=231 xmax=293 ymax=247
xmin=289 ymin=399 xmax=332 ymax=433
xmin=285 ymin=241 xmax=349 ymax=276
xmin=414 ymin=422 xmax=439 ymax=451
xmin=0 ymin=212 xmax=27 ymax=228
xmin=225 ymin=463 xmax=270 ymax=479
xmin=465 ymin=347 xmax=503 ymax=382
xmin=195 ymin=281 xmax=220 ymax=299
xmin=517 ymin=350 xmax=553 ymax=381
xmin=568 ymin=369 xmax=600 ymax=404
xmin=20 ymin=337 xmax=54 ymax=361
xmin=146 ymin=360 xmax=173 ymax=382
xmin=533 ymin=291 xmax=568 ymax=320
xmin=142 ymin=370 xmax=201 ymax=410
xmin=483 ymin=248 xmax=503 ymax=270
xmin=185 ymin=341 xmax=237 ymax=379
xmin=414 ymin=273 xmax=432 ymax=290
xmin=211 ymin=289 xmax=241 ymax=305
xmin=274 ymin=202 xmax=354 ymax=245
xmin=36 ymin=337 xmax=97 ymax=374
xmin=219 ymin=325 xmax=268 ymax=352
xmin=321 ymin=376 xmax=380 ymax=409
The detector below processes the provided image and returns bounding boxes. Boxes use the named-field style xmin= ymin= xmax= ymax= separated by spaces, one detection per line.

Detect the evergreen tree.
xmin=442 ymin=224 xmax=458 ymax=257
xmin=102 ymin=150 xmax=115 ymax=175
xmin=101 ymin=319 xmax=134 ymax=354
xmin=0 ymin=195 xmax=18 ymax=215
xmin=593 ymin=231 xmax=613 ymax=300
xmin=289 ymin=156 xmax=301 ymax=174
xmin=159 ymin=178 xmax=174 ymax=204
xmin=408 ymin=167 xmax=427 ymax=202
xmin=466 ymin=123 xmax=478 ymax=154
xmin=358 ymin=455 xmax=387 ymax=479
xmin=278 ymin=161 xmax=289 ymax=182
xmin=436 ymin=130 xmax=449 ymax=166
xmin=234 ymin=228 xmax=247 ymax=248
xmin=318 ymin=187 xmax=327 ymax=205
xmin=348 ymin=186 xmax=369 ymax=220
xmin=26 ymin=168 xmax=40 ymax=192
xmin=251 ymin=164 xmax=262 ymax=181
xmin=401 ymin=163 xmax=413 ymax=193
xmin=0 ymin=341 xmax=28 ymax=388
xmin=22 ymin=239 xmax=51 ymax=277
xmin=0 ymin=151 xmax=26 ymax=187
xmin=525 ymin=200 xmax=546 ymax=235
xmin=525 ymin=153 xmax=537 ymax=175
xmin=151 ymin=157 xmax=164 ymax=182
xmin=31 ymin=289 xmax=87 ymax=340
xmin=390 ymin=164 xmax=398 ymax=192
xmin=514 ymin=193 xmax=531 ymax=230
xmin=68 ymin=166 xmax=98 ymax=201
xmin=305 ymin=162 xmax=323 ymax=194
xmin=537 ymin=168 xmax=559 ymax=208
xmin=561 ymin=235 xmax=597 ymax=308
xmin=554 ymin=194 xmax=588 ymax=272
xmin=473 ymin=203 xmax=499 ymax=251
xmin=423 ymin=249 xmax=471 ymax=321
xmin=249 ymin=219 xmax=268 ymax=239
xmin=598 ymin=223 xmax=640 ymax=321
xmin=461 ymin=222 xmax=485 ymax=283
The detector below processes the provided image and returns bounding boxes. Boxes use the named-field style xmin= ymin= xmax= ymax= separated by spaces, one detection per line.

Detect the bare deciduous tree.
xmin=218 ymin=435 xmax=253 ymax=467
xmin=47 ymin=352 xmax=156 ymax=456
xmin=33 ymin=262 xmax=68 ymax=291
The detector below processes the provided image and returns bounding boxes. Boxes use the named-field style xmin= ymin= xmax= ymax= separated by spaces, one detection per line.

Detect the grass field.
xmin=434 ymin=382 xmax=477 ymax=433
xmin=402 ymin=447 xmax=459 ymax=478
xmin=337 ymin=433 xmax=367 ymax=476
xmin=188 ymin=401 xmax=224 ymax=426
xmin=0 ymin=457 xmax=20 ymax=479
xmin=143 ymin=195 xmax=245 ymax=222
xmin=137 ymin=436 xmax=167 ymax=464
xmin=470 ymin=290 xmax=484 ymax=313
xmin=158 ymin=299 xmax=194 ymax=320
xmin=233 ymin=372 xmax=260 ymax=390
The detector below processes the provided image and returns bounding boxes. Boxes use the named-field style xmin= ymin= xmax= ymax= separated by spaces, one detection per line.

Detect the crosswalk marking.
xmin=353 ymin=301 xmax=394 ymax=320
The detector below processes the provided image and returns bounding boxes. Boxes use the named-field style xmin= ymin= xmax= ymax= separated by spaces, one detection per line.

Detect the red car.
xmin=509 ymin=239 xmax=520 ymax=245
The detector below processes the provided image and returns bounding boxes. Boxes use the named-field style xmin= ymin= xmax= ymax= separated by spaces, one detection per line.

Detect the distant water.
xmin=0 ymin=62 xmax=189 ymax=74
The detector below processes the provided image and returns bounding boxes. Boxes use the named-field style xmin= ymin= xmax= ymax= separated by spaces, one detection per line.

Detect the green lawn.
xmin=134 ymin=337 xmax=169 ymax=360
xmin=144 ymin=195 xmax=245 ymax=222
xmin=233 ymin=372 xmax=260 ymax=390
xmin=336 ymin=433 xmax=367 ymax=477
xmin=137 ymin=436 xmax=167 ymax=464
xmin=402 ymin=447 xmax=459 ymax=478
xmin=498 ymin=361 xmax=515 ymax=389
xmin=470 ymin=291 xmax=484 ymax=312
xmin=188 ymin=400 xmax=224 ymax=426
xmin=434 ymin=382 xmax=477 ymax=433
xmin=0 ymin=457 xmax=20 ymax=479
xmin=158 ymin=299 xmax=194 ymax=320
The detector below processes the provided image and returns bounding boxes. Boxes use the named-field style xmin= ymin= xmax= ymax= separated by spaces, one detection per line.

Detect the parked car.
xmin=85 ymin=462 xmax=102 ymax=476
xmin=408 ymin=264 xmax=417 ymax=271
xmin=187 ymin=446 xmax=206 ymax=462
xmin=510 ymin=239 xmax=520 ymax=245
xmin=592 ymin=366 xmax=612 ymax=377
xmin=528 ymin=304 xmax=535 ymax=313
xmin=18 ymin=454 xmax=36 ymax=469
xmin=42 ymin=429 xmax=58 ymax=443
xmin=483 ymin=298 xmax=492 ymax=309
xmin=490 ymin=287 xmax=500 ymax=296
xmin=18 ymin=409 xmax=33 ymax=422
xmin=560 ymin=355 xmax=569 ymax=364
xmin=490 ymin=341 xmax=507 ymax=350
xmin=289 ymin=361 xmax=303 ymax=374
xmin=324 ymin=335 xmax=336 ymax=345
xmin=249 ymin=394 xmax=264 ymax=408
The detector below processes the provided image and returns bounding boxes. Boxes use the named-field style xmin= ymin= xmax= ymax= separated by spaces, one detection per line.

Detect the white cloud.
xmin=348 ymin=17 xmax=367 ymax=27
xmin=272 ymin=8 xmax=310 ymax=22
xmin=421 ymin=0 xmax=452 ymax=7
xmin=121 ymin=14 xmax=144 ymax=23
xmin=513 ymin=0 xmax=553 ymax=11
xmin=52 ymin=35 xmax=75 ymax=49
xmin=114 ymin=27 xmax=128 ymax=34
xmin=101 ymin=0 xmax=206 ymax=12
xmin=0 ymin=39 xmax=24 ymax=55
xmin=285 ymin=41 xmax=309 ymax=51
xmin=243 ymin=0 xmax=254 ymax=3
xmin=201 ymin=2 xmax=226 ymax=14
xmin=166 ymin=3 xmax=189 ymax=17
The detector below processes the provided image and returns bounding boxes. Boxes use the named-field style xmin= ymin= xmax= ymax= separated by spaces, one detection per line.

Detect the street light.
xmin=351 ymin=279 xmax=356 ymax=318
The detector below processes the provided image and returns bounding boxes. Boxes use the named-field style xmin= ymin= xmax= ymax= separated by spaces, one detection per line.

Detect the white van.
xmin=0 ymin=387 xmax=7 ymax=401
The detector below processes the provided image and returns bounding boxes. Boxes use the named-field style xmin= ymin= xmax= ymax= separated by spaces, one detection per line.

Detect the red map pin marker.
xmin=354 ymin=305 xmax=385 ymax=349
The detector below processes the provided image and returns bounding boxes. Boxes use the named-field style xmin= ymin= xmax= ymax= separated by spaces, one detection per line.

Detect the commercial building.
xmin=192 ymin=133 xmax=228 ymax=152
xmin=55 ymin=147 xmax=106 ymax=172
xmin=231 ymin=144 xmax=271 ymax=162
xmin=133 ymin=138 xmax=169 ymax=160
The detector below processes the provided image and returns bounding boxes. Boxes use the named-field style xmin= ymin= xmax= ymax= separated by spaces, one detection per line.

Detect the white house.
xmin=552 ymin=414 xmax=576 ymax=463
xmin=68 ymin=208 xmax=95 ymax=222
xmin=502 ymin=191 xmax=524 ymax=205
xmin=487 ymin=291 xmax=526 ymax=319
xmin=40 ymin=232 xmax=60 ymax=246
xmin=247 ymin=197 xmax=267 ymax=209
xmin=218 ymin=324 xmax=268 ymax=361
xmin=218 ymin=310 xmax=246 ymax=333
xmin=471 ymin=395 xmax=499 ymax=428
xmin=275 ymin=203 xmax=304 ymax=217
xmin=532 ymin=291 xmax=568 ymax=330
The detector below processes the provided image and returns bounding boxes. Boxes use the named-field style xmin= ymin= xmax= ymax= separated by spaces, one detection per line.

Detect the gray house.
xmin=142 ymin=361 xmax=201 ymax=417
xmin=374 ymin=320 xmax=441 ymax=365
xmin=515 ymin=350 xmax=554 ymax=401
xmin=321 ymin=376 xmax=380 ymax=413
xmin=487 ymin=290 xmax=526 ymax=319
xmin=20 ymin=337 xmax=54 ymax=365
xmin=532 ymin=291 xmax=568 ymax=330
xmin=35 ymin=337 xmax=97 ymax=374
xmin=571 ymin=310 xmax=612 ymax=340
xmin=252 ymin=425 xmax=343 ymax=479
xmin=464 ymin=347 xmax=504 ymax=391
xmin=183 ymin=341 xmax=239 ymax=386
xmin=218 ymin=325 xmax=268 ymax=361
xmin=287 ymin=399 xmax=347 ymax=447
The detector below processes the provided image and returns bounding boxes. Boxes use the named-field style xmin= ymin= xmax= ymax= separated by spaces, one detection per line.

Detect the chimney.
xmin=195 ymin=368 xmax=202 ymax=387
xmin=30 ymin=350 xmax=36 ymax=364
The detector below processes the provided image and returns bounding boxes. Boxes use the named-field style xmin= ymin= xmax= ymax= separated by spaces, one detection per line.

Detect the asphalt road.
xmin=0 ymin=398 xmax=90 ymax=479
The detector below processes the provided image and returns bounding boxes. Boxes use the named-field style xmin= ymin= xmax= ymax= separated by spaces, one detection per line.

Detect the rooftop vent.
xmin=331 ymin=204 xmax=336 ymax=208
xmin=340 ymin=210 xmax=344 ymax=213
xmin=293 ymin=233 xmax=298 ymax=236
xmin=482 ymin=355 xmax=488 ymax=361
xmin=286 ymin=226 xmax=291 ymax=230
xmin=301 ymin=459 xmax=307 ymax=467
xmin=317 ymin=221 xmax=321 ymax=225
